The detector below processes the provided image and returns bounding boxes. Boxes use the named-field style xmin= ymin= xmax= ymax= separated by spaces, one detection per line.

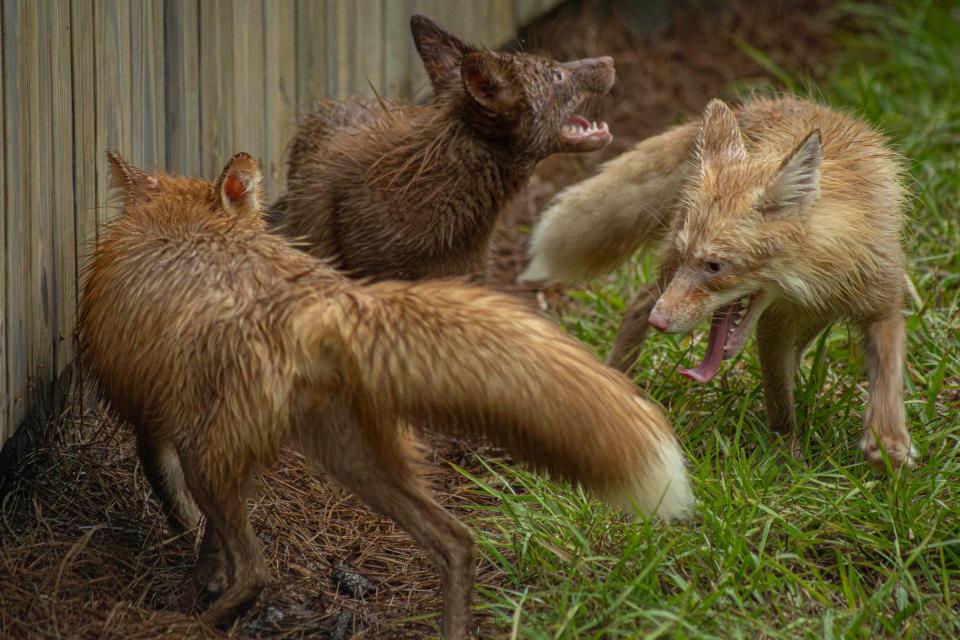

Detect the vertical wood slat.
xmin=71 ymin=0 xmax=97 ymax=278
xmin=325 ymin=0 xmax=348 ymax=99
xmin=95 ymin=0 xmax=133 ymax=224
xmin=382 ymin=0 xmax=416 ymax=99
xmin=0 ymin=0 xmax=563 ymax=447
xmin=3 ymin=0 xmax=42 ymax=429
xmin=47 ymin=0 xmax=77 ymax=376
xmin=348 ymin=0 xmax=384 ymax=98
xmin=231 ymin=0 xmax=265 ymax=168
xmin=263 ymin=0 xmax=297 ymax=201
xmin=294 ymin=0 xmax=327 ymax=115
xmin=0 ymin=2 xmax=6 ymax=443
xmin=198 ymin=0 xmax=235 ymax=178
xmin=130 ymin=0 xmax=166 ymax=171
xmin=165 ymin=0 xmax=201 ymax=176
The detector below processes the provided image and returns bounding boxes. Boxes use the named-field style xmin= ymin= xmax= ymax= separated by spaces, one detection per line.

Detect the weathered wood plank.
xmin=34 ymin=2 xmax=56 ymax=409
xmin=95 ymin=0 xmax=133 ymax=224
xmin=294 ymin=0 xmax=327 ymax=115
xmin=165 ymin=0 xmax=201 ymax=176
xmin=130 ymin=0 xmax=166 ymax=171
xmin=198 ymin=0 xmax=235 ymax=178
xmin=263 ymin=0 xmax=297 ymax=200
xmin=381 ymin=0 xmax=416 ymax=99
xmin=325 ymin=0 xmax=348 ymax=99
xmin=231 ymin=0 xmax=265 ymax=167
xmin=3 ymin=0 xmax=43 ymax=428
xmin=71 ymin=0 xmax=97 ymax=278
xmin=47 ymin=0 xmax=77 ymax=377
xmin=486 ymin=0 xmax=518 ymax=48
xmin=0 ymin=1 xmax=7 ymax=444
xmin=347 ymin=0 xmax=384 ymax=97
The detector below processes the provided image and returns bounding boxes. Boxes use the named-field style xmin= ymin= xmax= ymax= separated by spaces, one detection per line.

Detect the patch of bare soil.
xmin=0 ymin=1 xmax=852 ymax=638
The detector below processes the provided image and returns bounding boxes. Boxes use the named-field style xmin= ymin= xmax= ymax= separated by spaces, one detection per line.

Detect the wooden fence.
xmin=0 ymin=0 xmax=561 ymax=447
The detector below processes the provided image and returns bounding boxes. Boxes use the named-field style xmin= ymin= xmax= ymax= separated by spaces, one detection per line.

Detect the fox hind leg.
xmin=860 ymin=311 xmax=914 ymax=470
xmin=193 ymin=474 xmax=260 ymax=602
xmin=176 ymin=453 xmax=267 ymax=626
xmin=135 ymin=430 xmax=201 ymax=534
xmin=309 ymin=400 xmax=475 ymax=640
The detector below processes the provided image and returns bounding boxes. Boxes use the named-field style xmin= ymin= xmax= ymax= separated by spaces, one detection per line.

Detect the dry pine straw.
xmin=0 ymin=1 xmax=848 ymax=638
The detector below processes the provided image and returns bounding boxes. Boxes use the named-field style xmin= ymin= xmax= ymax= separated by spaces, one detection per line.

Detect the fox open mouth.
xmin=559 ymin=115 xmax=611 ymax=151
xmin=679 ymin=292 xmax=765 ymax=383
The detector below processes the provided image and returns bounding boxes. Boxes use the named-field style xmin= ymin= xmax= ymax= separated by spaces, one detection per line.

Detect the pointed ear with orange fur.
xmin=696 ymin=99 xmax=747 ymax=168
xmin=215 ymin=153 xmax=263 ymax=215
xmin=106 ymin=151 xmax=158 ymax=206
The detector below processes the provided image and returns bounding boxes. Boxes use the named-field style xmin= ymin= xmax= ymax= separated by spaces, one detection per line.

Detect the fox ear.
xmin=215 ymin=152 xmax=263 ymax=215
xmin=462 ymin=52 xmax=519 ymax=117
xmin=106 ymin=151 xmax=158 ymax=206
xmin=697 ymin=99 xmax=747 ymax=167
xmin=761 ymin=130 xmax=822 ymax=216
xmin=411 ymin=14 xmax=473 ymax=92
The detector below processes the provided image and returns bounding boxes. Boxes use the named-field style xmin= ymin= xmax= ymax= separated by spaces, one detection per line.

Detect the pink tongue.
xmin=679 ymin=306 xmax=732 ymax=383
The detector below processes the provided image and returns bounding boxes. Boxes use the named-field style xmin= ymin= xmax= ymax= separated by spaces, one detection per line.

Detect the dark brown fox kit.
xmin=274 ymin=14 xmax=615 ymax=281
xmin=80 ymin=153 xmax=691 ymax=638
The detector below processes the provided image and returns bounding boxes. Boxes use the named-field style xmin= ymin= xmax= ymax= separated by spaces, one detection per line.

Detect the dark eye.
xmin=552 ymin=69 xmax=564 ymax=83
xmin=705 ymin=260 xmax=724 ymax=274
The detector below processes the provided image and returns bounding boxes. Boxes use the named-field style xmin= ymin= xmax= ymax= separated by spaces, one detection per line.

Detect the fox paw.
xmin=194 ymin=554 xmax=228 ymax=601
xmin=860 ymin=432 xmax=916 ymax=470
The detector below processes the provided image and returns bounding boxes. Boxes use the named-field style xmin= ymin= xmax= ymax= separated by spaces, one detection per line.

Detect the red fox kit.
xmin=273 ymin=14 xmax=615 ymax=281
xmin=521 ymin=96 xmax=915 ymax=470
xmin=80 ymin=153 xmax=692 ymax=637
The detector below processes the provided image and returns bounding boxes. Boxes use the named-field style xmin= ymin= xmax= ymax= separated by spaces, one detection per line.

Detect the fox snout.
xmin=648 ymin=306 xmax=672 ymax=333
xmin=648 ymin=281 xmax=709 ymax=335
xmin=563 ymin=56 xmax=615 ymax=94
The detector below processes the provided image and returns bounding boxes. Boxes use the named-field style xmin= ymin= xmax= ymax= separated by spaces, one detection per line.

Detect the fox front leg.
xmin=860 ymin=311 xmax=915 ymax=470
xmin=756 ymin=308 xmax=830 ymax=458
xmin=607 ymin=281 xmax=663 ymax=374
xmin=756 ymin=309 xmax=802 ymax=455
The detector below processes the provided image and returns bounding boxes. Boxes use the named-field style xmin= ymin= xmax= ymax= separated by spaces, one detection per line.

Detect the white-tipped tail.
xmin=305 ymin=280 xmax=694 ymax=521
xmin=603 ymin=418 xmax=694 ymax=522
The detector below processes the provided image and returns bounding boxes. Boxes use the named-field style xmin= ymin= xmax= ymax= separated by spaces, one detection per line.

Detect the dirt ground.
xmin=0 ymin=1 xmax=852 ymax=638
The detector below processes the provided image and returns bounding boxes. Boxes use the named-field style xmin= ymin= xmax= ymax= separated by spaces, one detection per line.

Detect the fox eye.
xmin=704 ymin=260 xmax=724 ymax=274
xmin=552 ymin=69 xmax=564 ymax=83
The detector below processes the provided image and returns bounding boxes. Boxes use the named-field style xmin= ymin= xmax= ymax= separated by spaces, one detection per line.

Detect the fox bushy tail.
xmin=521 ymin=122 xmax=699 ymax=285
xmin=309 ymin=280 xmax=694 ymax=521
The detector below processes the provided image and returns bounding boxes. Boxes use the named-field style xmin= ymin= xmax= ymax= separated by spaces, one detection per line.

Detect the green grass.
xmin=464 ymin=2 xmax=960 ymax=637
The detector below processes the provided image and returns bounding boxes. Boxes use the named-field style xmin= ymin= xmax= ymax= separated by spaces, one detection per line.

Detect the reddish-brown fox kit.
xmin=274 ymin=14 xmax=615 ymax=281
xmin=522 ymin=96 xmax=915 ymax=470
xmin=80 ymin=153 xmax=692 ymax=637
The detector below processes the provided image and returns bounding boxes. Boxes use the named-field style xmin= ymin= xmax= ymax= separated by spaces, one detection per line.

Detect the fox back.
xmin=277 ymin=14 xmax=615 ymax=281
xmin=80 ymin=154 xmax=345 ymax=462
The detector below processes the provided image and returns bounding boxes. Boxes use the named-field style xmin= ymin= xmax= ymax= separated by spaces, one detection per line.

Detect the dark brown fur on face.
xmin=80 ymin=154 xmax=690 ymax=638
xmin=273 ymin=14 xmax=615 ymax=281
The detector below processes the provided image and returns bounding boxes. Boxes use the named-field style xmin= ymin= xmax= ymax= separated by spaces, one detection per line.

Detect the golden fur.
xmin=79 ymin=153 xmax=693 ymax=637
xmin=522 ymin=96 xmax=914 ymax=469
